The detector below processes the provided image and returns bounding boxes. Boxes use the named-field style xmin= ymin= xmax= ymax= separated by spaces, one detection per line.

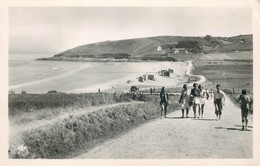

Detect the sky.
xmin=9 ymin=7 xmax=252 ymax=53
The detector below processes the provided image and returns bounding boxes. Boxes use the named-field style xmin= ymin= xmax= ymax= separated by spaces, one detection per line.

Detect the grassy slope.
xmin=9 ymin=93 xmax=180 ymax=159
xmin=193 ymin=51 xmax=253 ymax=110
xmin=52 ymin=35 xmax=252 ymax=59
xmin=194 ymin=52 xmax=253 ymax=92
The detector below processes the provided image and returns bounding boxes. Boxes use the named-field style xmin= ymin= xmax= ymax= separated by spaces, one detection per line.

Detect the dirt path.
xmin=75 ymin=96 xmax=253 ymax=159
xmin=186 ymin=60 xmax=206 ymax=86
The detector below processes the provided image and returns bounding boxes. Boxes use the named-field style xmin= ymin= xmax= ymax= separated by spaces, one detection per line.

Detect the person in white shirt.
xmin=179 ymin=84 xmax=190 ymax=118
xmin=213 ymin=84 xmax=225 ymax=120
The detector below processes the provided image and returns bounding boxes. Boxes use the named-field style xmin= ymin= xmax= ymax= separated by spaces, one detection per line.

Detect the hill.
xmin=38 ymin=34 xmax=252 ymax=62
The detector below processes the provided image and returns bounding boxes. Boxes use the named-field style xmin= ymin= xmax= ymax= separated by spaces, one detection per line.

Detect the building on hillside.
xmin=158 ymin=42 xmax=178 ymax=53
xmin=173 ymin=48 xmax=188 ymax=54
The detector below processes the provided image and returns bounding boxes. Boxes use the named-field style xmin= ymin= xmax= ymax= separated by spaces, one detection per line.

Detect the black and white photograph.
xmin=1 ymin=0 xmax=260 ymax=164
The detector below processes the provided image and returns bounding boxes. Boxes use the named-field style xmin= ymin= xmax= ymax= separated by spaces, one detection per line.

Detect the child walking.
xmin=238 ymin=89 xmax=251 ymax=130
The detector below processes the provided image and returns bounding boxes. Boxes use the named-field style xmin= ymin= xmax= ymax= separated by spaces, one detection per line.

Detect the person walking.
xmin=190 ymin=83 xmax=201 ymax=119
xmin=213 ymin=84 xmax=225 ymax=120
xmin=179 ymin=84 xmax=190 ymax=118
xmin=198 ymin=85 xmax=206 ymax=118
xmin=238 ymin=89 xmax=251 ymax=130
xmin=160 ymin=87 xmax=169 ymax=118
xmin=205 ymin=88 xmax=210 ymax=100
xmin=210 ymin=89 xmax=214 ymax=99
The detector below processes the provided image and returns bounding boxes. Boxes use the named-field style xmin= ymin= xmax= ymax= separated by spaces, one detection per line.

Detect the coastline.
xmin=36 ymin=57 xmax=178 ymax=63
xmin=10 ymin=60 xmax=191 ymax=94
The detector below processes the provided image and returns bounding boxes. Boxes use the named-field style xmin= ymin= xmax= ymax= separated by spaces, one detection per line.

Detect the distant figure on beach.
xmin=150 ymin=88 xmax=153 ymax=94
xmin=160 ymin=87 xmax=169 ymax=119
xmin=238 ymin=89 xmax=251 ymax=130
xmin=198 ymin=85 xmax=206 ymax=118
xmin=213 ymin=84 xmax=225 ymax=120
xmin=190 ymin=83 xmax=201 ymax=119
xmin=153 ymin=88 xmax=155 ymax=93
xmin=179 ymin=84 xmax=190 ymax=118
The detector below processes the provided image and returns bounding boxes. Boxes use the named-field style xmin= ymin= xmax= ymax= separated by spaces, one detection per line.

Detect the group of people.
xmin=159 ymin=83 xmax=251 ymax=130
xmin=177 ymin=83 xmax=225 ymax=120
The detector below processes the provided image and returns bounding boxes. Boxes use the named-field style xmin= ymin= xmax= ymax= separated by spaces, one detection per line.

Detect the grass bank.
xmin=9 ymin=93 xmax=180 ymax=159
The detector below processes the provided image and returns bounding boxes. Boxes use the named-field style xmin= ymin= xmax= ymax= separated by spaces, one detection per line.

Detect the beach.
xmin=9 ymin=54 xmax=190 ymax=94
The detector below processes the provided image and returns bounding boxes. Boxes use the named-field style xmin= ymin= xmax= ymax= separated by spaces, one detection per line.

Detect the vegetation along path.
xmin=10 ymin=101 xmax=144 ymax=137
xmin=75 ymin=96 xmax=253 ymax=158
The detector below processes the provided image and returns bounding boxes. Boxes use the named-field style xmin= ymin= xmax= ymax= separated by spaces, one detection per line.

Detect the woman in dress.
xmin=190 ymin=83 xmax=201 ymax=118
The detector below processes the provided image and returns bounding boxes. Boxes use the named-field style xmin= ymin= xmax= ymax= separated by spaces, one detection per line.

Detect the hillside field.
xmin=193 ymin=51 xmax=253 ymax=98
xmin=37 ymin=34 xmax=252 ymax=62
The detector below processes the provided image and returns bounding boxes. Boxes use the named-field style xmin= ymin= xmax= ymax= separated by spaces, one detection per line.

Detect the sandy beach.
xmin=9 ymin=57 xmax=192 ymax=94
xmin=70 ymin=61 xmax=190 ymax=93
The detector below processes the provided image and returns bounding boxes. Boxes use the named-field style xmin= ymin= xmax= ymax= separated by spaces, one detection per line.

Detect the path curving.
xmin=185 ymin=60 xmax=206 ymax=86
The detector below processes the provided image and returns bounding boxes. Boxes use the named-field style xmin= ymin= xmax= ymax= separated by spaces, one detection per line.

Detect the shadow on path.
xmin=192 ymin=118 xmax=218 ymax=121
xmin=234 ymin=125 xmax=253 ymax=128
xmin=165 ymin=117 xmax=192 ymax=119
xmin=214 ymin=127 xmax=252 ymax=131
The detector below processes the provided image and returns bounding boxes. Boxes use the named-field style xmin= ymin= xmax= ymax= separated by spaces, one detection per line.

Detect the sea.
xmin=9 ymin=53 xmax=187 ymax=94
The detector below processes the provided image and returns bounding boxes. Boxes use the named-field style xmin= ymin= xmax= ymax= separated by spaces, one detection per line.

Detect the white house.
xmin=173 ymin=48 xmax=188 ymax=54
